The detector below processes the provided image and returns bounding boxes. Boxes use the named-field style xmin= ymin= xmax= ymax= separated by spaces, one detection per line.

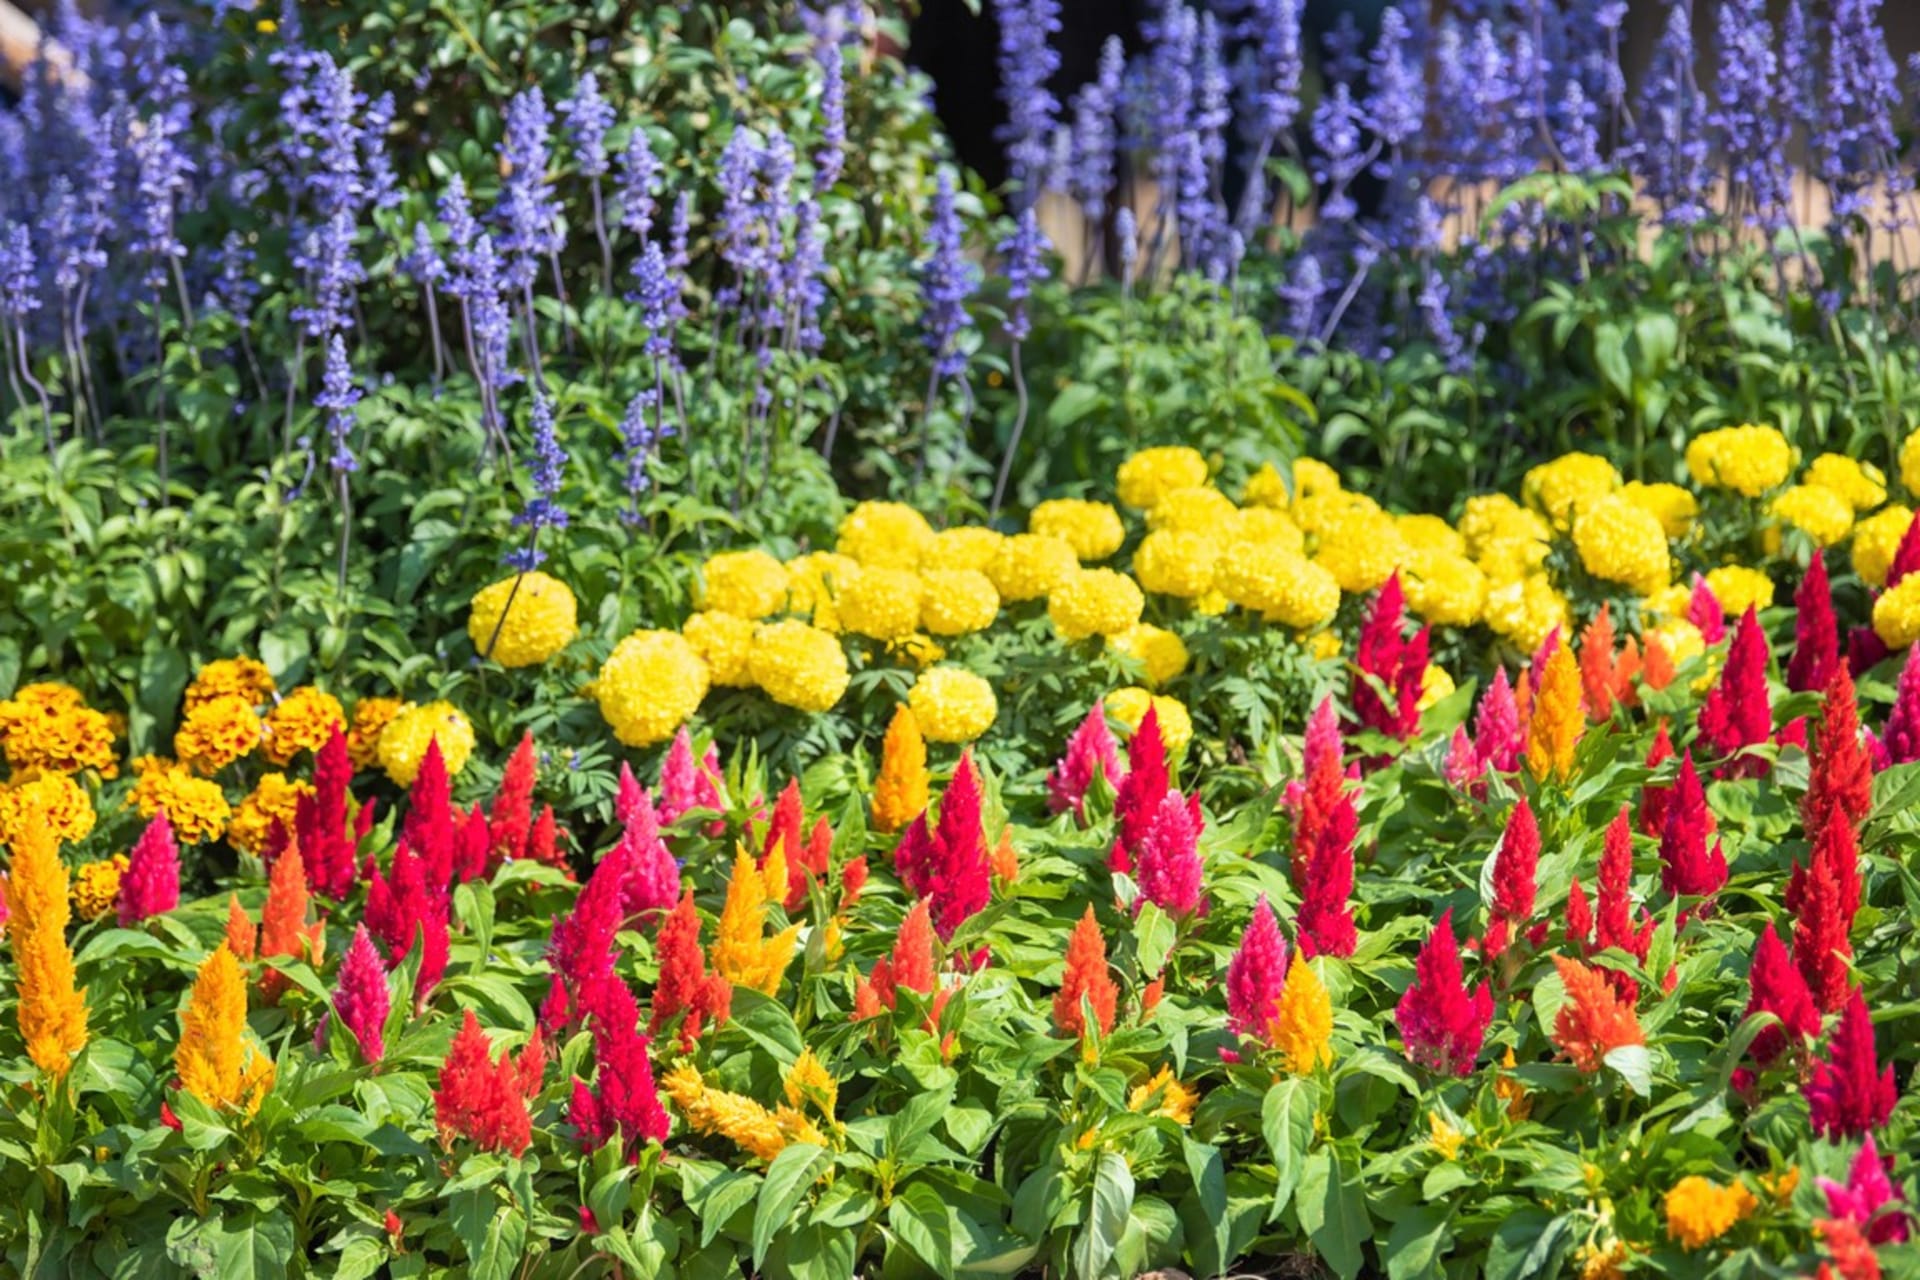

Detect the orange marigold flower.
xmin=346 ymin=697 xmax=404 ymax=771
xmin=0 ymin=771 xmax=97 ymax=849
xmin=6 ymin=798 xmax=88 ymax=1078
xmin=227 ymin=772 xmax=313 ymax=857
xmin=871 ymin=704 xmax=930 ymax=835
xmin=173 ymin=694 xmax=264 ymax=774
xmin=1551 ymin=955 xmax=1644 ymax=1073
xmin=184 ymin=658 xmax=275 ymax=712
xmin=1053 ymin=906 xmax=1118 ymax=1042
xmin=0 ymin=683 xmax=118 ymax=777
xmin=1664 ymin=1175 xmax=1756 ymax=1250
xmin=261 ymin=687 xmax=346 ymax=766
xmin=176 ymin=944 xmax=275 ymax=1113
xmin=1526 ymin=637 xmax=1584 ymax=782
xmin=129 ymin=759 xmax=231 ymax=845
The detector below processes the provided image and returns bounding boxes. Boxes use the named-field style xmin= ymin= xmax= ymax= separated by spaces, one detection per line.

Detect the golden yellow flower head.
xmin=1900 ymin=430 xmax=1920 ymax=500
xmin=1273 ymin=953 xmax=1334 ymax=1074
xmin=888 ymin=633 xmax=947 ymax=669
xmin=376 ymin=701 xmax=476 ymax=785
xmin=1029 ymin=499 xmax=1125 ymax=561
xmin=1108 ymin=623 xmax=1190 ymax=687
xmin=1460 ymin=493 xmax=1552 ymax=569
xmin=70 ymin=855 xmax=128 ymax=922
xmin=1523 ymin=452 xmax=1620 ymax=529
xmin=184 ymin=658 xmax=275 ymax=713
xmin=699 ymin=550 xmax=791 ymax=620
xmin=6 ymin=797 xmax=88 ymax=1078
xmin=1427 ymin=1110 xmax=1465 ymax=1161
xmin=1649 ymin=618 xmax=1706 ymax=668
xmin=783 ymin=1048 xmax=839 ymax=1118
xmin=173 ymin=693 xmax=264 ymax=775
xmin=987 ymin=533 xmax=1079 ymax=602
xmin=261 ymin=686 xmax=346 ymax=765
xmin=0 ymin=772 xmax=96 ymax=849
xmin=712 ymin=846 xmax=798 ymax=996
xmin=665 ymin=1064 xmax=791 ymax=1162
xmin=177 ymin=944 xmax=275 ymax=1114
xmin=345 ymin=697 xmax=403 ymax=771
xmin=907 ymin=667 xmax=998 ymax=743
xmin=0 ymin=683 xmax=119 ymax=777
xmin=1126 ymin=1064 xmax=1198 ymax=1125
xmin=923 ymin=525 xmax=1008 ymax=572
xmin=1417 ymin=664 xmax=1455 ymax=713
xmin=1107 ymin=688 xmax=1193 ymax=753
xmin=1229 ymin=506 xmax=1306 ymax=554
xmin=1402 ymin=550 xmax=1487 ymax=628
xmin=1873 ymin=574 xmax=1920 ymax=648
xmin=1217 ymin=545 xmax=1340 ymax=627
xmin=749 ymin=620 xmax=850 ymax=713
xmin=1621 ymin=480 xmax=1700 ymax=538
xmin=1291 ymin=458 xmax=1343 ymax=503
xmin=1146 ymin=485 xmax=1238 ymax=535
xmin=466 ymin=572 xmax=579 ymax=667
xmin=1483 ymin=574 xmax=1571 ymax=652
xmin=1851 ymin=505 xmax=1914 ymax=588
xmin=872 ymin=704 xmax=930 ymax=834
xmin=1686 ymin=424 xmax=1794 ymax=497
xmin=129 ymin=758 xmax=231 ymax=845
xmin=1391 ymin=514 xmax=1462 ymax=557
xmin=1805 ymin=453 xmax=1886 ymax=512
xmin=1526 ymin=637 xmax=1583 ymax=783
xmin=596 ymin=630 xmax=710 ymax=747
xmin=1768 ymin=484 xmax=1854 ymax=548
xmin=1117 ymin=446 xmax=1209 ymax=509
xmin=1572 ymin=494 xmax=1671 ymax=595
xmin=837 ymin=501 xmax=934 ymax=570
xmin=1240 ymin=461 xmax=1293 ymax=508
xmin=228 ymin=772 xmax=313 ymax=857
xmin=682 ymin=610 xmax=758 ymax=688
xmin=1577 ymin=1240 xmax=1629 ymax=1280
xmin=1133 ymin=529 xmax=1220 ymax=599
xmin=1703 ymin=565 xmax=1774 ymax=617
xmin=1048 ymin=568 xmax=1145 ymax=641
xmin=783 ymin=551 xmax=859 ymax=631
xmin=918 ymin=569 xmax=1000 ymax=636
xmin=1311 ymin=505 xmax=1407 ymax=594
xmin=1663 ymin=1175 xmax=1757 ymax=1251
xmin=837 ymin=566 xmax=925 ymax=641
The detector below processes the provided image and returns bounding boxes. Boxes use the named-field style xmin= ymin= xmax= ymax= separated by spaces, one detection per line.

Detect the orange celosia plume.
xmin=1526 ymin=638 xmax=1584 ymax=783
xmin=7 ymin=798 xmax=88 ymax=1078
xmin=872 ymin=704 xmax=930 ymax=834
xmin=259 ymin=840 xmax=324 ymax=1002
xmin=177 ymin=943 xmax=275 ymax=1113
xmin=1052 ymin=906 xmax=1118 ymax=1041
xmin=1550 ymin=955 xmax=1644 ymax=1073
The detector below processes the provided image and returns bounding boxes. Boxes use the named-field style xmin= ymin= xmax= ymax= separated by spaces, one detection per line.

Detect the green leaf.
xmin=449 ymin=1187 xmax=526 ymax=1280
xmin=1133 ymin=903 xmax=1176 ymax=978
xmin=753 ymin=1143 xmax=830 ymax=1268
xmin=1181 ymin=1135 xmax=1230 ymax=1275
xmin=1261 ymin=1076 xmax=1314 ymax=1219
xmin=1069 ymin=1152 xmax=1133 ymax=1280
xmin=1297 ymin=1147 xmax=1369 ymax=1280
xmin=886 ymin=1181 xmax=955 ymax=1279
xmin=204 ymin=1208 xmax=296 ymax=1280
xmin=1384 ymin=1206 xmax=1449 ymax=1280
xmin=1604 ymin=1044 xmax=1654 ymax=1097
xmin=1486 ymin=1209 xmax=1574 ymax=1280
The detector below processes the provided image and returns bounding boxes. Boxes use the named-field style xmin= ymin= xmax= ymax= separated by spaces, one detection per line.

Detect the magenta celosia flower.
xmin=657 ymin=727 xmax=725 ymax=828
xmin=615 ymin=795 xmax=679 ymax=920
xmin=614 ymin=761 xmax=647 ymax=827
xmin=1889 ymin=516 xmax=1920 ymax=589
xmin=1295 ymin=787 xmax=1356 ymax=959
xmin=1473 ymin=666 xmax=1523 ymax=773
xmin=403 ymin=739 xmax=460 ymax=891
xmin=1443 ymin=726 xmax=1484 ymax=796
xmin=1687 ymin=573 xmax=1726 ymax=644
xmin=1882 ymin=644 xmax=1920 ymax=765
xmin=1806 ymin=989 xmax=1897 ymax=1140
xmin=1113 ymin=706 xmax=1171 ymax=862
xmin=1047 ymin=700 xmax=1123 ymax=819
xmin=1789 ymin=554 xmax=1840 ymax=694
xmin=1353 ymin=574 xmax=1428 ymax=742
xmin=1658 ymin=751 xmax=1728 ymax=905
xmin=118 ymin=810 xmax=180 ymax=926
xmin=1395 ymin=908 xmax=1492 ymax=1076
xmin=1743 ymin=922 xmax=1819 ymax=1072
xmin=892 ymin=750 xmax=990 ymax=940
xmin=1697 ymin=607 xmax=1772 ymax=777
xmin=1482 ymin=797 xmax=1539 ymax=959
xmin=1594 ymin=806 xmax=1653 ymax=999
xmin=1225 ymin=894 xmax=1288 ymax=1041
xmin=543 ymin=837 xmax=630 ymax=1033
xmin=1819 ymin=1135 xmax=1910 ymax=1245
xmin=333 ymin=924 xmax=392 ymax=1064
xmin=296 ymin=728 xmax=357 ymax=898
xmin=366 ymin=841 xmax=451 ymax=1008
xmin=1135 ymin=790 xmax=1205 ymax=917
xmin=570 ymin=973 xmax=669 ymax=1156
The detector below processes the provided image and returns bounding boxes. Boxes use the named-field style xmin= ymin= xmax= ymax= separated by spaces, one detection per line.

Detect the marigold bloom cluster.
xmin=467 ymin=571 xmax=579 ymax=667
xmin=1686 ymin=424 xmax=1794 ymax=496
xmin=376 ymin=701 xmax=476 ymax=785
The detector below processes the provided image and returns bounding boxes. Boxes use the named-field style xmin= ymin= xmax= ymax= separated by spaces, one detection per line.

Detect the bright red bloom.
xmin=1052 ymin=906 xmax=1117 ymax=1040
xmin=488 ymin=732 xmax=539 ymax=868
xmin=1135 ymin=790 xmax=1206 ymax=918
xmin=1353 ymin=574 xmax=1430 ymax=742
xmin=1288 ymin=696 xmax=1347 ymax=881
xmin=1819 ymin=1136 xmax=1910 ymax=1246
xmin=1803 ymin=665 xmax=1873 ymax=851
xmin=1806 ymin=989 xmax=1897 ymax=1140
xmin=435 ymin=1009 xmax=533 ymax=1156
xmin=1697 ymin=608 xmax=1772 ymax=777
xmin=1549 ymin=955 xmax=1643 ymax=1073
xmin=649 ymin=890 xmax=732 ymax=1051
xmin=1688 ymin=574 xmax=1726 ymax=644
xmin=839 ymin=856 xmax=868 ymax=910
xmin=570 ymin=975 xmax=670 ymax=1158
xmin=782 ymin=816 xmax=833 ymax=914
xmin=1594 ymin=806 xmax=1654 ymax=998
xmin=1743 ymin=922 xmax=1819 ymax=1071
xmin=1473 ymin=667 xmax=1524 ymax=773
xmin=1295 ymin=790 xmax=1356 ymax=959
xmin=891 ymin=898 xmax=938 ymax=997
xmin=1883 ymin=644 xmax=1920 ymax=765
xmin=366 ymin=841 xmax=450 ymax=1008
xmin=1793 ymin=816 xmax=1860 ymax=1013
xmin=527 ymin=805 xmax=561 ymax=869
xmin=333 ymin=924 xmax=391 ymax=1065
xmin=119 ymin=810 xmax=180 ymax=926
xmin=1890 ymin=515 xmax=1920 ymax=588
xmin=403 ymin=739 xmax=460 ymax=892
xmin=453 ymin=805 xmax=490 ymax=885
xmin=1658 ymin=751 xmax=1728 ymax=906
xmin=892 ymin=751 xmax=990 ymax=940
xmin=1047 ymin=700 xmax=1123 ymax=820
xmin=1639 ymin=721 xmax=1676 ymax=838
xmin=1226 ymin=895 xmax=1288 ymax=1041
xmin=295 ymin=728 xmax=357 ymax=898
xmin=1790 ymin=554 xmax=1841 ymax=694
xmin=543 ymin=835 xmax=629 ymax=1033
xmin=1483 ymin=798 xmax=1539 ymax=960
xmin=1113 ymin=706 xmax=1171 ymax=866
xmin=1395 ymin=908 xmax=1493 ymax=1076
xmin=763 ymin=780 xmax=803 ymax=873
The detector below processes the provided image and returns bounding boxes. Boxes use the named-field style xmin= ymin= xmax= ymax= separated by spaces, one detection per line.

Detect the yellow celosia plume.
xmin=176 ymin=944 xmax=275 ymax=1114
xmin=1526 ymin=638 xmax=1584 ymax=782
xmin=871 ymin=704 xmax=929 ymax=834
xmin=1272 ymin=953 xmax=1333 ymax=1074
xmin=711 ymin=846 xmax=797 ymax=996
xmin=7 ymin=796 xmax=89 ymax=1078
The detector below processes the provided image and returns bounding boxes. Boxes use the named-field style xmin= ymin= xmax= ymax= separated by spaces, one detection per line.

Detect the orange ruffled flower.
xmin=259 ymin=842 xmax=324 ymax=1002
xmin=1126 ymin=1064 xmax=1198 ymax=1125
xmin=1526 ymin=637 xmax=1584 ymax=782
xmin=173 ymin=694 xmax=264 ymax=775
xmin=1052 ymin=906 xmax=1118 ymax=1042
xmin=1663 ymin=1175 xmax=1756 ymax=1250
xmin=1551 ymin=955 xmax=1644 ymax=1073
xmin=176 ymin=944 xmax=276 ymax=1113
xmin=1272 ymin=953 xmax=1334 ymax=1073
xmin=711 ymin=846 xmax=798 ymax=996
xmin=345 ymin=697 xmax=403 ymax=771
xmin=0 ymin=683 xmax=118 ymax=777
xmin=871 ymin=704 xmax=930 ymax=834
xmin=261 ymin=687 xmax=346 ymax=766
xmin=6 ymin=799 xmax=88 ymax=1078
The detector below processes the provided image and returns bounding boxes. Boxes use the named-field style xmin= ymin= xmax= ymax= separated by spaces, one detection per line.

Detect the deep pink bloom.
xmin=1638 ymin=721 xmax=1676 ymax=838
xmin=615 ymin=796 xmax=679 ymax=921
xmin=333 ymin=924 xmax=392 ymax=1064
xmin=1789 ymin=554 xmax=1840 ymax=693
xmin=1806 ymin=989 xmax=1898 ymax=1140
xmin=657 ymin=727 xmax=725 ymax=829
xmin=1353 ymin=574 xmax=1429 ymax=742
xmin=295 ymin=728 xmax=357 ymax=898
xmin=1819 ymin=1136 xmax=1910 ymax=1245
xmin=1742 ymin=922 xmax=1819 ymax=1071
xmin=1113 ymin=707 xmax=1171 ymax=864
xmin=1593 ymin=806 xmax=1653 ymax=1000
xmin=1295 ymin=788 xmax=1356 ymax=959
xmin=1658 ymin=751 xmax=1728 ymax=905
xmin=1135 ymin=790 xmax=1206 ymax=917
xmin=1047 ymin=701 xmax=1123 ymax=819
xmin=1697 ymin=608 xmax=1772 ymax=777
xmin=366 ymin=841 xmax=450 ymax=1007
xmin=1882 ymin=644 xmax=1920 ymax=764
xmin=1849 ymin=624 xmax=1891 ymax=679
xmin=1395 ymin=909 xmax=1492 ymax=1076
xmin=1889 ymin=515 xmax=1920 ymax=589
xmin=1473 ymin=667 xmax=1524 ymax=773
xmin=570 ymin=974 xmax=669 ymax=1157
xmin=1444 ymin=726 xmax=1484 ymax=796
xmin=892 ymin=750 xmax=990 ymax=940
xmin=1483 ymin=798 xmax=1539 ymax=960
xmin=1687 ymin=574 xmax=1726 ymax=644
xmin=118 ymin=811 xmax=180 ymax=926
xmin=614 ymin=761 xmax=647 ymax=827
xmin=1225 ymin=895 xmax=1288 ymax=1041
xmin=453 ymin=805 xmax=490 ymax=885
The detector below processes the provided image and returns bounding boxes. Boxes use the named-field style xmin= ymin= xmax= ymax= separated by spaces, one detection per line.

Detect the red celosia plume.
xmin=1395 ymin=908 xmax=1492 ymax=1076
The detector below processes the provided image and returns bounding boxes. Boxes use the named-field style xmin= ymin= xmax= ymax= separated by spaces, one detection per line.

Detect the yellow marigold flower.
xmin=6 ymin=799 xmax=88 ymax=1078
xmin=1573 ymin=494 xmax=1672 ymax=595
xmin=173 ymin=693 xmax=263 ymax=775
xmin=1306 ymin=630 xmax=1342 ymax=662
xmin=1126 ymin=1065 xmax=1198 ymax=1125
xmin=1217 ymin=544 xmax=1340 ymax=627
xmin=837 ymin=501 xmax=934 ymax=570
xmin=1292 ymin=490 xmax=1379 ymax=537
xmin=871 ymin=705 xmax=930 ymax=834
xmin=1460 ymin=493 xmax=1532 ymax=556
xmin=1524 ymin=453 xmax=1621 ymax=529
xmin=1427 ymin=1110 xmax=1464 ymax=1161
xmin=1049 ymin=568 xmax=1145 ymax=641
xmin=0 ymin=684 xmax=118 ymax=778
xmin=783 ymin=551 xmax=859 ymax=631
xmin=1622 ymin=481 xmax=1699 ymax=538
xmin=1650 ymin=619 xmax=1706 ymax=668
xmin=1852 ymin=505 xmax=1914 ymax=587
xmin=1686 ymin=424 xmax=1794 ymax=497
xmin=70 ymin=855 xmax=127 ymax=922
xmin=919 ymin=569 xmax=1000 ymax=636
xmin=1417 ymin=665 xmax=1455 ymax=713
xmin=1396 ymin=514 xmax=1466 ymax=556
xmin=1241 ymin=462 xmax=1292 ymax=509
xmin=923 ymin=525 xmax=1008 ymax=572
xmin=1526 ymin=638 xmax=1583 ymax=783
xmin=377 ymin=701 xmax=476 ymax=786
xmin=1108 ymin=623 xmax=1190 ymax=687
xmin=1311 ymin=506 xmax=1407 ymax=594
xmin=1874 ymin=574 xmax=1920 ymax=647
xmin=888 ymin=633 xmax=947 ymax=669
xmin=1133 ymin=529 xmax=1219 ymax=599
xmin=1642 ymin=583 xmax=1691 ymax=619
xmin=1769 ymin=484 xmax=1854 ymax=548
xmin=749 ymin=620 xmax=850 ymax=713
xmin=261 ymin=686 xmax=346 ymax=766
xmin=466 ymin=572 xmax=579 ymax=667
xmin=1229 ymin=506 xmax=1306 ymax=554
xmin=1806 ymin=453 xmax=1886 ymax=512
xmin=177 ymin=944 xmax=275 ymax=1114
xmin=1273 ymin=954 xmax=1333 ymax=1074
xmin=1292 ymin=458 xmax=1342 ymax=502
xmin=712 ymin=846 xmax=798 ymax=996
xmin=184 ymin=658 xmax=275 ymax=712
xmin=837 ymin=566 xmax=925 ymax=641
xmin=907 ymin=667 xmax=998 ymax=743
xmin=346 ymin=697 xmax=403 ymax=771
xmin=699 ymin=550 xmax=790 ymax=620
xmin=0 ymin=772 xmax=96 ymax=849
xmin=784 ymin=1048 xmax=839 ymax=1117
xmin=1107 ymin=688 xmax=1192 ymax=753
xmin=1402 ymin=550 xmax=1487 ymax=627
xmin=228 ymin=772 xmax=313 ymax=857
xmin=1663 ymin=1175 xmax=1757 ymax=1251
xmin=1147 ymin=485 xmax=1238 ymax=534
xmin=1703 ymin=565 xmax=1774 ymax=617
xmin=1484 ymin=575 xmax=1571 ymax=652
xmin=664 ymin=1064 xmax=790 ymax=1162
xmin=988 ymin=533 xmax=1078 ymax=602
xmin=1030 ymin=499 xmax=1125 ymax=561
xmin=1901 ymin=431 xmax=1920 ymax=500
xmin=597 ymin=630 xmax=710 ymax=747
xmin=683 ymin=610 xmax=757 ymax=688
xmin=129 ymin=760 xmax=230 ymax=845
xmin=1577 ymin=1240 xmax=1629 ymax=1280
xmin=1117 ymin=446 xmax=1208 ymax=509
